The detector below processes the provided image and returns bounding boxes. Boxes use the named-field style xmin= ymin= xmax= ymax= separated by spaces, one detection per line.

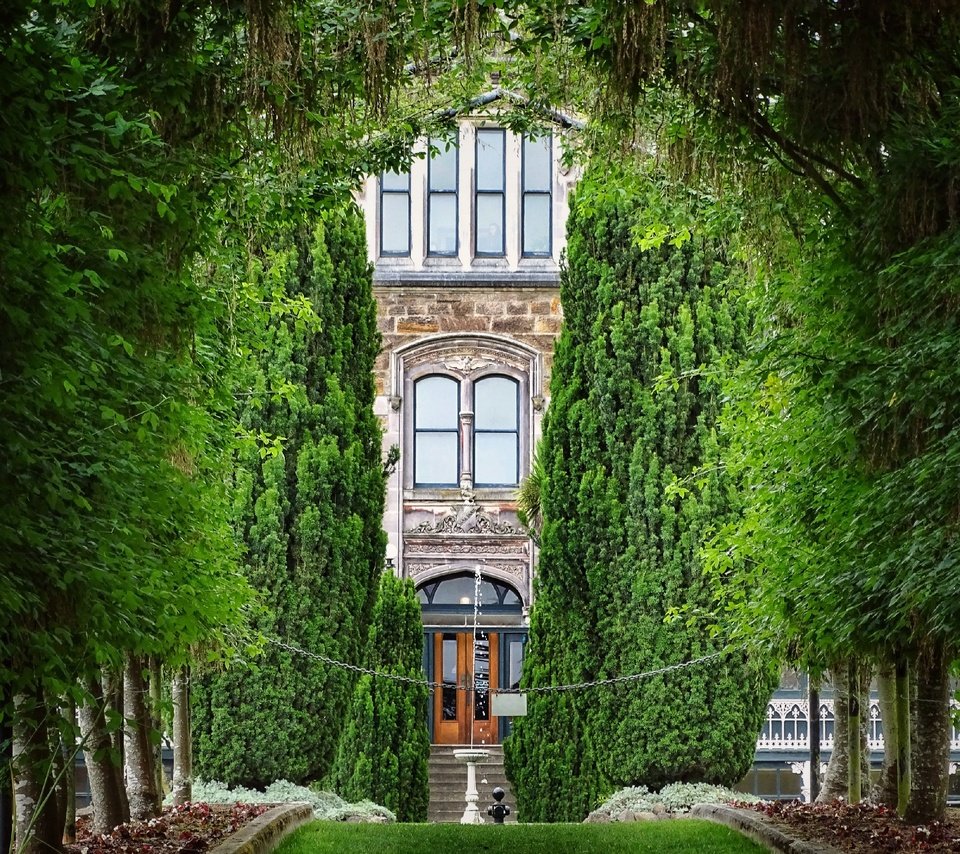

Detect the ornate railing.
xmin=756 ymin=698 xmax=960 ymax=752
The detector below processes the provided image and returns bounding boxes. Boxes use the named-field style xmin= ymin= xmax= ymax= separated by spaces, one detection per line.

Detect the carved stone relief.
xmin=403 ymin=342 xmax=530 ymax=377
xmin=407 ymin=502 xmax=523 ymax=535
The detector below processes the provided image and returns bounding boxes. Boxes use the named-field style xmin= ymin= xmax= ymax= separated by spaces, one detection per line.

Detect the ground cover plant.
xmin=274 ymin=821 xmax=766 ymax=854
xmin=590 ymin=783 xmax=760 ymax=820
xmin=172 ymin=780 xmax=395 ymax=822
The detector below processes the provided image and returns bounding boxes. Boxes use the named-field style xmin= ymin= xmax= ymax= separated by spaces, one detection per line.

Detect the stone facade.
xmin=373 ymin=286 xmax=562 ymax=397
xmin=357 ymin=102 xmax=578 ymax=743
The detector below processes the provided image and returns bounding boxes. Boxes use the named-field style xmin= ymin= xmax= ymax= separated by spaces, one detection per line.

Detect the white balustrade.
xmin=755 ymin=698 xmax=960 ymax=753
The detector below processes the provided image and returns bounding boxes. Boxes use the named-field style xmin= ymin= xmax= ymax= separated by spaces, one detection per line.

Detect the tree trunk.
xmin=12 ymin=690 xmax=62 ymax=854
xmin=100 ymin=668 xmax=129 ymax=823
xmin=148 ymin=659 xmax=165 ymax=800
xmin=905 ymin=639 xmax=951 ymax=824
xmin=123 ymin=654 xmax=159 ymax=820
xmin=171 ymin=667 xmax=192 ymax=806
xmin=847 ymin=659 xmax=862 ymax=803
xmin=2 ymin=720 xmax=13 ymax=854
xmin=818 ymin=666 xmax=850 ymax=801
xmin=872 ymin=659 xmax=898 ymax=807
xmin=895 ymin=655 xmax=911 ymax=817
xmin=78 ymin=676 xmax=127 ymax=834
xmin=809 ymin=681 xmax=821 ymax=802
xmin=46 ymin=707 xmax=67 ymax=850
xmin=60 ymin=702 xmax=76 ymax=845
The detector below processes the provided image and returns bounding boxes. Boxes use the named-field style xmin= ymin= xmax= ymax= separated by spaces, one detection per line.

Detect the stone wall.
xmin=373 ymin=286 xmax=563 ymax=396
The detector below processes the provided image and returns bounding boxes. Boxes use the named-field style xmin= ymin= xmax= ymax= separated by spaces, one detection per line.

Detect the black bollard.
xmin=486 ymin=786 xmax=510 ymax=824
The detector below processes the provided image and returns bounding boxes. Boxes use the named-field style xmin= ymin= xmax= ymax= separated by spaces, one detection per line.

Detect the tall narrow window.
xmin=474 ymin=376 xmax=519 ymax=486
xmin=380 ymin=169 xmax=410 ymax=256
xmin=522 ymin=133 xmax=552 ymax=256
xmin=475 ymin=129 xmax=505 ymax=256
xmin=428 ymin=138 xmax=458 ymax=255
xmin=414 ymin=376 xmax=459 ymax=485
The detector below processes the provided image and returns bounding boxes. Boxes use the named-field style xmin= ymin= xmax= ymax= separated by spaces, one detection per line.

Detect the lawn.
xmin=275 ymin=820 xmax=765 ymax=854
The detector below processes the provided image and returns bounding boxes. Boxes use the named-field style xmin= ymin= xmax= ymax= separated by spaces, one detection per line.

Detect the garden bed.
xmin=68 ymin=803 xmax=269 ymax=854
xmin=743 ymin=801 xmax=960 ymax=853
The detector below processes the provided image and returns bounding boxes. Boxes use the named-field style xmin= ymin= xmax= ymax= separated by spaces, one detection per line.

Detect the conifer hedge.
xmin=330 ymin=572 xmax=430 ymax=821
xmin=192 ymin=203 xmax=386 ymax=788
xmin=504 ymin=171 xmax=776 ymax=820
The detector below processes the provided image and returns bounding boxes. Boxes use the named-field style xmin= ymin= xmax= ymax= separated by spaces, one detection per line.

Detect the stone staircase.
xmin=427 ymin=745 xmax=517 ymax=823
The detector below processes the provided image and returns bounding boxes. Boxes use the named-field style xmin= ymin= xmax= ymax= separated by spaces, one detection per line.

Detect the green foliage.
xmin=505 ymin=168 xmax=777 ymax=821
xmin=0 ymin=0 xmax=265 ymax=709
xmin=192 ymin=203 xmax=387 ymax=788
xmin=330 ymin=573 xmax=430 ymax=822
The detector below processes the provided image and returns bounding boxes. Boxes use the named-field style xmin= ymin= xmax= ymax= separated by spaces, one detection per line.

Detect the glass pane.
xmin=415 ymin=432 xmax=458 ymax=484
xmin=429 ymin=194 xmax=458 ymax=254
xmin=381 ymin=170 xmax=409 ymax=191
xmin=476 ymin=130 xmax=505 ymax=191
xmin=476 ymin=194 xmax=504 ymax=255
xmin=509 ymin=640 xmax=523 ymax=689
xmin=523 ymin=194 xmax=551 ymax=255
xmin=524 ymin=134 xmax=551 ymax=191
xmin=429 ymin=139 xmax=458 ymax=191
xmin=474 ymin=632 xmax=490 ymax=721
xmin=381 ymin=192 xmax=409 ymax=254
xmin=442 ymin=635 xmax=457 ymax=720
xmin=415 ymin=376 xmax=458 ymax=428
xmin=475 ymin=376 xmax=517 ymax=428
xmin=432 ymin=576 xmax=497 ymax=606
xmin=475 ymin=432 xmax=518 ymax=485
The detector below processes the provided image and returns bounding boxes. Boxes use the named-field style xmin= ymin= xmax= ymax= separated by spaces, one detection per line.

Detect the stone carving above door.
xmin=406 ymin=502 xmax=523 ymax=535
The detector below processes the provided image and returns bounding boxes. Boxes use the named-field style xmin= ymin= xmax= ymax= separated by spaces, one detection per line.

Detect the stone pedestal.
xmin=453 ymin=749 xmax=489 ymax=824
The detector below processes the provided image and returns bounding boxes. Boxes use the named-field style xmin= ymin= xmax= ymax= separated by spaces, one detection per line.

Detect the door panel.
xmin=432 ymin=632 xmax=499 ymax=744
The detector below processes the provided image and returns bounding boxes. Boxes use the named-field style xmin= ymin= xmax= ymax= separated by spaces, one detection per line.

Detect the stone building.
xmin=356 ymin=95 xmax=960 ymax=804
xmin=357 ymin=93 xmax=579 ymax=746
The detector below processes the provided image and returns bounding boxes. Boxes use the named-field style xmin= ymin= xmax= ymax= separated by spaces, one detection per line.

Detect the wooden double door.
xmin=433 ymin=631 xmax=499 ymax=745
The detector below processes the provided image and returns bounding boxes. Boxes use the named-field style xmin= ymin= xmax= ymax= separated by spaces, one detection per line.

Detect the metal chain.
xmin=502 ymin=650 xmax=727 ymax=694
xmin=266 ymin=637 xmax=728 ymax=695
xmin=267 ymin=637 xmax=442 ymax=688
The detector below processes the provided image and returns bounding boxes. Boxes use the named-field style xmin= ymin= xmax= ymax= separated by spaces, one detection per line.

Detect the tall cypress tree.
xmin=330 ymin=572 xmax=430 ymax=821
xmin=505 ymin=169 xmax=776 ymax=820
xmin=192 ymin=202 xmax=386 ymax=788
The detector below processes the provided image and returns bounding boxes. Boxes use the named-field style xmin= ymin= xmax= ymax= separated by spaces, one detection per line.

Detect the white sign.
xmin=492 ymin=692 xmax=527 ymax=717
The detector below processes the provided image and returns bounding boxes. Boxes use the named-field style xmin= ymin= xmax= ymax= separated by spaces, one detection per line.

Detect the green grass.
xmin=275 ymin=820 xmax=766 ymax=854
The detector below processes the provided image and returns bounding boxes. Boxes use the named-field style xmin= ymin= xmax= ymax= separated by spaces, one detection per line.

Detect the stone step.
xmin=428 ymin=745 xmax=516 ymax=823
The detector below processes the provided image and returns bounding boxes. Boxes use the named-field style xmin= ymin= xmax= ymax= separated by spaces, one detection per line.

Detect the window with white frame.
xmin=475 ymin=128 xmax=506 ymax=256
xmin=380 ymin=169 xmax=410 ymax=256
xmin=377 ymin=126 xmax=560 ymax=264
xmin=474 ymin=375 xmax=518 ymax=485
xmin=522 ymin=133 xmax=552 ymax=256
xmin=414 ymin=375 xmax=460 ymax=486
xmin=428 ymin=137 xmax=458 ymax=255
xmin=413 ymin=372 xmax=521 ymax=488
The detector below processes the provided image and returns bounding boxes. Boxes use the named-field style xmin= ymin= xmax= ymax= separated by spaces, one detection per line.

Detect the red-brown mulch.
xmin=68 ymin=803 xmax=270 ymax=854
xmin=741 ymin=800 xmax=960 ymax=853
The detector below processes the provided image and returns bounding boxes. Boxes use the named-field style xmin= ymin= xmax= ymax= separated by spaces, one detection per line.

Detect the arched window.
xmin=417 ymin=574 xmax=522 ymax=611
xmin=414 ymin=376 xmax=459 ymax=486
xmin=474 ymin=376 xmax=519 ymax=486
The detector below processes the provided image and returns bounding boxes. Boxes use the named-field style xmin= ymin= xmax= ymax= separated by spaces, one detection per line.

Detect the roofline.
xmin=439 ymin=87 xmax=585 ymax=131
